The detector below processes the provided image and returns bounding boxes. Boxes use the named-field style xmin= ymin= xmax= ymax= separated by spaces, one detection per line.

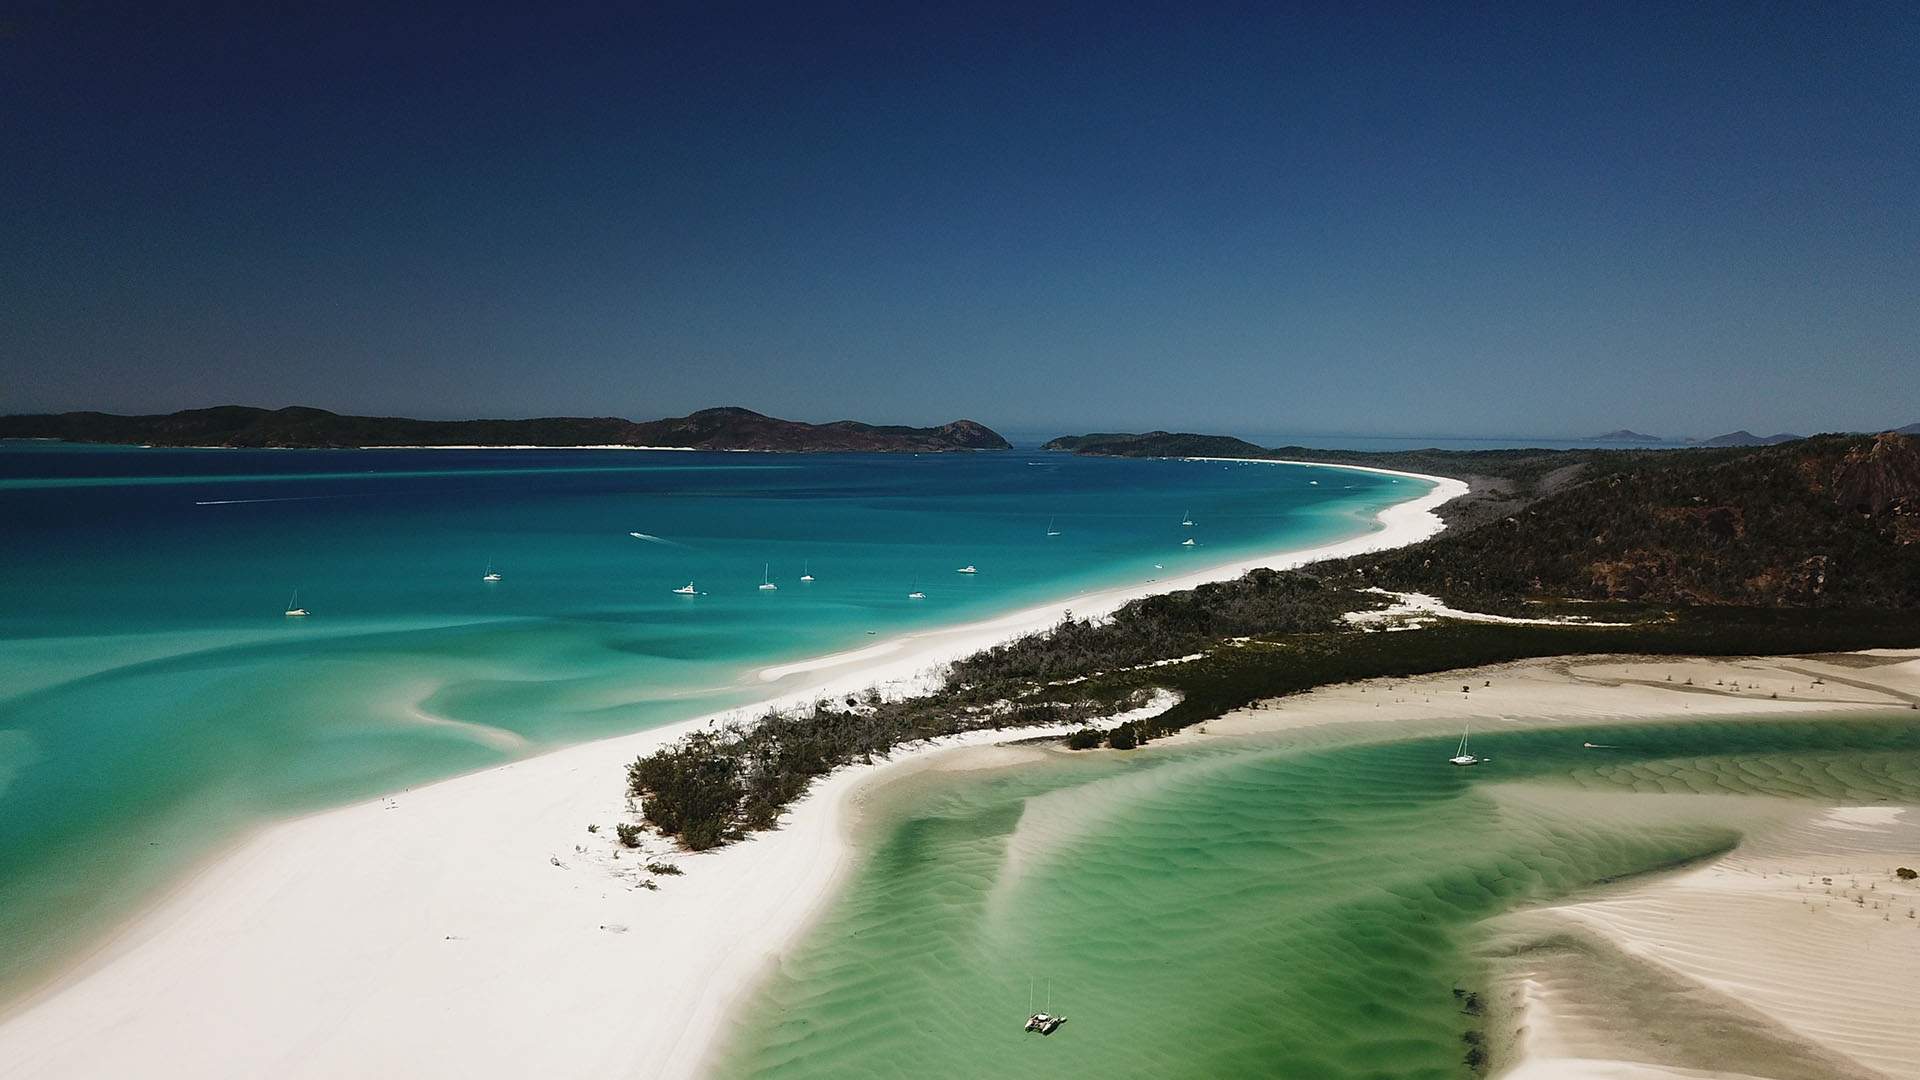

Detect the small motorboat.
xmin=908 ymin=590 xmax=926 ymax=600
xmin=1181 ymin=538 xmax=1197 ymax=547
xmin=956 ymin=565 xmax=977 ymax=574
xmin=673 ymin=583 xmax=697 ymax=595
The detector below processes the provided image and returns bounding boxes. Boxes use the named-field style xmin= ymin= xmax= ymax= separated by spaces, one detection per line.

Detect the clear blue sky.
xmin=3 ymin=3 xmax=1915 ymax=439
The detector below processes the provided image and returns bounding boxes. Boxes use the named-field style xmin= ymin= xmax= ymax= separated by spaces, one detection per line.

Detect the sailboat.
xmin=284 ymin=590 xmax=309 ymax=617
xmin=1045 ymin=517 xmax=1061 ymax=537
xmin=1449 ymin=720 xmax=1480 ymax=766
xmin=673 ymin=582 xmax=697 ymax=595
xmin=1023 ymin=979 xmax=1067 ymax=1036
xmin=908 ymin=576 xmax=925 ymax=600
xmin=1181 ymin=538 xmax=1197 ymax=547
xmin=482 ymin=558 xmax=502 ymax=583
xmin=800 ymin=561 xmax=815 ymax=583
xmin=758 ymin=564 xmax=778 ymax=591
xmin=1181 ymin=509 xmax=1194 ymax=526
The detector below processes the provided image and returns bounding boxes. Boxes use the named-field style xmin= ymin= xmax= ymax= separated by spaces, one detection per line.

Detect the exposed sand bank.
xmin=1204 ymin=651 xmax=1920 ymax=1080
xmin=1494 ymin=799 xmax=1920 ymax=1080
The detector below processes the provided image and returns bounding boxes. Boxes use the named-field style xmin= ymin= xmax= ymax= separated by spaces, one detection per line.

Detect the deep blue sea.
xmin=0 ymin=442 xmax=1424 ymax=1000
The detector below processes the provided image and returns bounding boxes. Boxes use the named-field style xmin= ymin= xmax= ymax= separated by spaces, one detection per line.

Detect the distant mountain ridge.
xmin=0 ymin=405 xmax=1010 ymax=453
xmin=1589 ymin=429 xmax=1665 ymax=443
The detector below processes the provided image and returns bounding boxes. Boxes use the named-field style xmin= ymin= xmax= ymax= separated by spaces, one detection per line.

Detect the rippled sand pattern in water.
xmin=719 ymin=719 xmax=1920 ymax=1079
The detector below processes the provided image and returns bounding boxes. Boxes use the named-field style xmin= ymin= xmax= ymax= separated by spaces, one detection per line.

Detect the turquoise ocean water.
xmin=0 ymin=442 xmax=1420 ymax=1002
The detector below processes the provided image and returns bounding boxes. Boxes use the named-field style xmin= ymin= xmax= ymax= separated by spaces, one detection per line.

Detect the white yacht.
xmin=1181 ymin=509 xmax=1194 ymax=526
xmin=956 ymin=565 xmax=977 ymax=574
xmin=1181 ymin=538 xmax=1196 ymax=547
xmin=1449 ymin=720 xmax=1480 ymax=766
xmin=482 ymin=559 xmax=502 ymax=583
xmin=908 ymin=590 xmax=926 ymax=599
xmin=758 ymin=564 xmax=778 ymax=591
xmin=799 ymin=561 xmax=815 ymax=583
xmin=673 ymin=583 xmax=697 ymax=595
xmin=1045 ymin=517 xmax=1061 ymax=537
xmin=284 ymin=590 xmax=309 ymax=617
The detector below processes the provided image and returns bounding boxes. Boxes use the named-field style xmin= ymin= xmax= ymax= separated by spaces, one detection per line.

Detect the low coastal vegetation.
xmin=625 ymin=432 xmax=1920 ymax=856
xmin=627 ymin=687 xmax=1153 ymax=850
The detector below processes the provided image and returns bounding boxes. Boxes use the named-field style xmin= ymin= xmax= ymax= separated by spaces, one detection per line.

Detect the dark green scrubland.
xmin=627 ymin=431 xmax=1920 ymax=851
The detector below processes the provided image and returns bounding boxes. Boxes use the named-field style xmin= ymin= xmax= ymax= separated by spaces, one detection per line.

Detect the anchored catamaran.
xmin=1023 ymin=980 xmax=1067 ymax=1036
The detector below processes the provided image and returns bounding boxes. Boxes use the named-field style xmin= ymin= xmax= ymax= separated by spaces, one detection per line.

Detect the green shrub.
xmin=1064 ymin=728 xmax=1104 ymax=750
xmin=614 ymin=823 xmax=642 ymax=848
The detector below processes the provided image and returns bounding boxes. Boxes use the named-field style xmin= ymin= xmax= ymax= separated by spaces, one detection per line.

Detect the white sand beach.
xmin=0 ymin=466 xmax=1460 ymax=1078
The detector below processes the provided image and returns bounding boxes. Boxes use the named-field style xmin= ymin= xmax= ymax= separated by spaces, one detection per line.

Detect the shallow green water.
xmin=719 ymin=717 xmax=1920 ymax=1079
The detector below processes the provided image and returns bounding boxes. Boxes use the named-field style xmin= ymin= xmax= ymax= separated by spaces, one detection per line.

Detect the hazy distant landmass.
xmin=1588 ymin=429 xmax=1665 ymax=443
xmin=1042 ymin=430 xmax=1270 ymax=459
xmin=0 ymin=405 xmax=1011 ymax=453
xmin=1694 ymin=430 xmax=1803 ymax=447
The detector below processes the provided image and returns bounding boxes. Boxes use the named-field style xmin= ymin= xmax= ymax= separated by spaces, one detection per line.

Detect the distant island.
xmin=0 ymin=405 xmax=1011 ymax=453
xmin=1588 ymin=428 xmax=1665 ymax=443
xmin=1694 ymin=429 xmax=1803 ymax=447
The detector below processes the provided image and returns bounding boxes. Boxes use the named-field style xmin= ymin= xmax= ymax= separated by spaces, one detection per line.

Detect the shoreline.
xmin=747 ymin=462 xmax=1467 ymax=696
xmin=0 ymin=462 xmax=1460 ymax=1078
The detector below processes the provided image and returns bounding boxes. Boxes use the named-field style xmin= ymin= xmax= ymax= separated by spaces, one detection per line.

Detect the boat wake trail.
xmin=627 ymin=531 xmax=685 ymax=547
xmin=195 ymin=494 xmax=377 ymax=506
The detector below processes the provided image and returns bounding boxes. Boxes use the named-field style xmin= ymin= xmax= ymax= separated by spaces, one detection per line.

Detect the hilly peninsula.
xmin=0 ymin=405 xmax=1010 ymax=453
